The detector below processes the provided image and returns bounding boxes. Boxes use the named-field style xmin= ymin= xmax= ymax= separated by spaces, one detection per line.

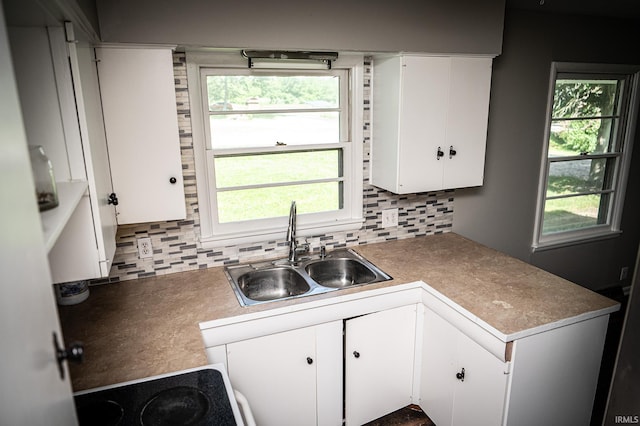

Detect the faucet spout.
xmin=287 ymin=201 xmax=297 ymax=263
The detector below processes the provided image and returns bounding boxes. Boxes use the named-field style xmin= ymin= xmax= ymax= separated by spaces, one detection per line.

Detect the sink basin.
xmin=305 ymin=258 xmax=377 ymax=288
xmin=224 ymin=249 xmax=392 ymax=306
xmin=235 ymin=268 xmax=310 ymax=302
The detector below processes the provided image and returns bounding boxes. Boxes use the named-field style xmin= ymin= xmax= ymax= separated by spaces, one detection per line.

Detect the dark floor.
xmin=364 ymin=405 xmax=435 ymax=426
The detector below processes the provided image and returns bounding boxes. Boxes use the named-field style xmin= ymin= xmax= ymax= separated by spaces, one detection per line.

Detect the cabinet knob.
xmin=353 ymin=351 xmax=360 ymax=358
xmin=307 ymin=357 xmax=313 ymax=365
xmin=107 ymin=193 xmax=119 ymax=206
xmin=437 ymin=147 xmax=444 ymax=160
xmin=449 ymin=146 xmax=457 ymax=158
xmin=169 ymin=177 xmax=177 ymax=184
xmin=456 ymin=367 xmax=465 ymax=382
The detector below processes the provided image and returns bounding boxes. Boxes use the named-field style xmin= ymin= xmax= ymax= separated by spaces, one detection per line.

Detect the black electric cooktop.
xmin=74 ymin=366 xmax=239 ymax=426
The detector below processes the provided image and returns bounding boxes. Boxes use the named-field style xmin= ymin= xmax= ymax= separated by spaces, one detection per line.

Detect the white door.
xmin=452 ymin=330 xmax=509 ymax=426
xmin=420 ymin=308 xmax=508 ymax=426
xmin=397 ymin=56 xmax=449 ymax=193
xmin=71 ymin=33 xmax=117 ymax=277
xmin=0 ymin=9 xmax=77 ymax=425
xmin=345 ymin=304 xmax=417 ymax=426
xmin=443 ymin=57 xmax=492 ymax=190
xmin=227 ymin=327 xmax=320 ymax=426
xmin=97 ymin=46 xmax=186 ymax=225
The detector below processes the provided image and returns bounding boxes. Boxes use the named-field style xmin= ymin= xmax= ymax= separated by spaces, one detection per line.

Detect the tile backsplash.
xmin=98 ymin=54 xmax=453 ymax=284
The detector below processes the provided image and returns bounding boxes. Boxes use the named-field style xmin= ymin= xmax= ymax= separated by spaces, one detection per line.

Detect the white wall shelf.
xmin=40 ymin=180 xmax=88 ymax=252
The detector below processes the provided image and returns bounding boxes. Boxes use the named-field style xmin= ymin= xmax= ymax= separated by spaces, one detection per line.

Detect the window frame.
xmin=187 ymin=51 xmax=364 ymax=247
xmin=532 ymin=62 xmax=640 ymax=251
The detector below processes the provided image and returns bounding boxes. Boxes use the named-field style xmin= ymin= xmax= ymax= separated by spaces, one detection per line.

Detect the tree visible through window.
xmin=535 ymin=64 xmax=638 ymax=248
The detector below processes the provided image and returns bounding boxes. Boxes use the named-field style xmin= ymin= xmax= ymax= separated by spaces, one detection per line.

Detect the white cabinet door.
xmin=345 ymin=304 xmax=417 ymax=426
xmin=443 ymin=57 xmax=492 ymax=190
xmin=226 ymin=322 xmax=342 ymax=426
xmin=421 ymin=308 xmax=508 ymax=426
xmin=97 ymin=46 xmax=186 ymax=224
xmin=371 ymin=55 xmax=492 ymax=194
xmin=396 ymin=56 xmax=449 ymax=194
xmin=72 ymin=40 xmax=118 ymax=277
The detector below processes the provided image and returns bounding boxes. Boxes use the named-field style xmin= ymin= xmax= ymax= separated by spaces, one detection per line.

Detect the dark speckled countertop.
xmin=58 ymin=233 xmax=618 ymax=391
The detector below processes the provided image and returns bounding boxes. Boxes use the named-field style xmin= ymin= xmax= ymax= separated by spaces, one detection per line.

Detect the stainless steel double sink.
xmin=224 ymin=248 xmax=392 ymax=306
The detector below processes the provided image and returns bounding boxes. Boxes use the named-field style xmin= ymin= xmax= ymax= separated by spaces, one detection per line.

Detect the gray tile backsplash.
xmin=98 ymin=54 xmax=453 ymax=284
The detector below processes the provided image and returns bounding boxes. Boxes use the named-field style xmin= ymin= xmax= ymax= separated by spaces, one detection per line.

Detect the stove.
xmin=73 ymin=364 xmax=244 ymax=425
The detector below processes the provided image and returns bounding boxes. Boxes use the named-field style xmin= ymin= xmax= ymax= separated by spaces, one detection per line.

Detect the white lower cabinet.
xmin=345 ymin=304 xmax=417 ymax=425
xmin=226 ymin=321 xmax=343 ymax=426
xmin=203 ymin=286 xmax=611 ymax=426
xmin=420 ymin=308 xmax=509 ymax=426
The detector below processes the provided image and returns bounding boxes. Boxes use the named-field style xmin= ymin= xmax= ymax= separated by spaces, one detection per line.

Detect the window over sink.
xmin=187 ymin=51 xmax=364 ymax=246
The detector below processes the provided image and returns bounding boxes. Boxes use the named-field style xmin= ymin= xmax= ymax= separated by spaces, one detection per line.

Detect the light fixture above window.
xmin=241 ymin=50 xmax=339 ymax=69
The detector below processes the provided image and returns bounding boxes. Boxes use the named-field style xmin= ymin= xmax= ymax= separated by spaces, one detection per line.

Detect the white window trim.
xmin=187 ymin=51 xmax=364 ymax=248
xmin=532 ymin=62 xmax=640 ymax=252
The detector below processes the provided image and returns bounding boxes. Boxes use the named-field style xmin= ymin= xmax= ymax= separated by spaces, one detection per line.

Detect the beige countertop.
xmin=59 ymin=232 xmax=618 ymax=391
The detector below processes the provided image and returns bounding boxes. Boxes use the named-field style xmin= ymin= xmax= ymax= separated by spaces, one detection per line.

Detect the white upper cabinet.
xmin=10 ymin=24 xmax=117 ymax=283
xmin=371 ymin=55 xmax=493 ymax=194
xmin=97 ymin=46 xmax=186 ymax=225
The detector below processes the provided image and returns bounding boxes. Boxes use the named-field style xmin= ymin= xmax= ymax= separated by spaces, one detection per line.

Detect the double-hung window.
xmin=533 ymin=63 xmax=639 ymax=249
xmin=188 ymin=52 xmax=363 ymax=246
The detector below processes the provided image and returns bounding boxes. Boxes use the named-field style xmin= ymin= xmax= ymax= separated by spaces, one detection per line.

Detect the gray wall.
xmin=95 ymin=0 xmax=505 ymax=55
xmin=454 ymin=8 xmax=640 ymax=292
xmin=605 ymin=245 xmax=640 ymax=424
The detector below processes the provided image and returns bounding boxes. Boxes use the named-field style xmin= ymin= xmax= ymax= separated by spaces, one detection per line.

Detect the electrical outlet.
xmin=138 ymin=237 xmax=153 ymax=259
xmin=381 ymin=208 xmax=399 ymax=228
xmin=620 ymin=266 xmax=629 ymax=281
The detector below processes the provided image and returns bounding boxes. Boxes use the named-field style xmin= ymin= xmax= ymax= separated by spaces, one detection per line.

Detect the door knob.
xmin=53 ymin=332 xmax=84 ymax=380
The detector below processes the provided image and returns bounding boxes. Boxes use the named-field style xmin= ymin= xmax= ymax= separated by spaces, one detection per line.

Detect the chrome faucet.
xmin=286 ymin=201 xmax=309 ymax=264
xmin=286 ymin=201 xmax=297 ymax=263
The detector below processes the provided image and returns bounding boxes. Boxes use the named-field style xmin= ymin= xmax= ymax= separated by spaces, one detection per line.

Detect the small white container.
xmin=54 ymin=281 xmax=90 ymax=305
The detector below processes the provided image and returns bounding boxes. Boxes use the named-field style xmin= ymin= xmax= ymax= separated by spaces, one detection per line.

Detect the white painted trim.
xmin=532 ymin=62 xmax=640 ymax=250
xmin=186 ymin=50 xmax=364 ymax=247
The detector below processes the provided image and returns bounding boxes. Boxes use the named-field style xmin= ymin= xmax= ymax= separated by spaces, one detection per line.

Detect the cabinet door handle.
xmin=307 ymin=357 xmax=313 ymax=365
xmin=437 ymin=147 xmax=444 ymax=160
xmin=449 ymin=146 xmax=457 ymax=159
xmin=456 ymin=367 xmax=465 ymax=382
xmin=169 ymin=177 xmax=177 ymax=184
xmin=107 ymin=193 xmax=119 ymax=206
xmin=353 ymin=351 xmax=360 ymax=358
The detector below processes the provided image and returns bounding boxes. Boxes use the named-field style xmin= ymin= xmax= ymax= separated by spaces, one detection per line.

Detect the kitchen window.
xmin=533 ymin=63 xmax=640 ymax=250
xmin=187 ymin=52 xmax=364 ymax=246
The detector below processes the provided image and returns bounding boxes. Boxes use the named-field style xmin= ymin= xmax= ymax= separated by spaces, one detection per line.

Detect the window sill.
xmin=199 ymin=218 xmax=365 ymax=249
xmin=532 ymin=229 xmax=622 ymax=252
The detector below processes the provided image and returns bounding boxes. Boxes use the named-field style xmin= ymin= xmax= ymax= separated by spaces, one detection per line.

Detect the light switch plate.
xmin=381 ymin=208 xmax=399 ymax=228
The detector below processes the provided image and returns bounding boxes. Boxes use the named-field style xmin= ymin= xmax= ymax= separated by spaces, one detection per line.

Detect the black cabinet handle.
xmin=449 ymin=146 xmax=457 ymax=158
xmin=169 ymin=177 xmax=177 ymax=184
xmin=437 ymin=147 xmax=444 ymax=160
xmin=107 ymin=193 xmax=118 ymax=206
xmin=353 ymin=351 xmax=360 ymax=358
xmin=307 ymin=357 xmax=313 ymax=365
xmin=456 ymin=367 xmax=465 ymax=382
